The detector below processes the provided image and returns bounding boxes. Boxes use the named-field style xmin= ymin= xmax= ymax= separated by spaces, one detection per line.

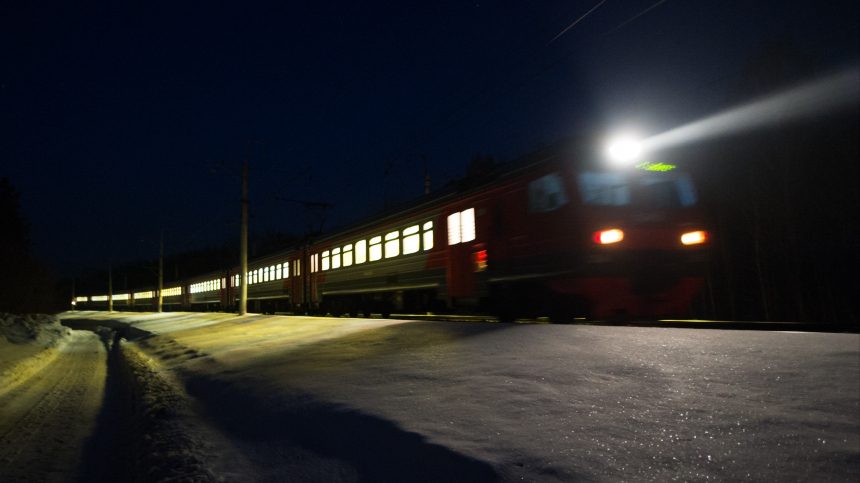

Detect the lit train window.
xmin=448 ymin=212 xmax=460 ymax=245
xmin=343 ymin=244 xmax=353 ymax=266
xmin=264 ymin=267 xmax=269 ymax=282
xmin=295 ymin=259 xmax=301 ymax=276
xmin=461 ymin=208 xmax=475 ymax=242
xmin=385 ymin=231 xmax=399 ymax=258
xmin=369 ymin=236 xmax=382 ymax=261
xmin=257 ymin=268 xmax=262 ymax=283
xmin=356 ymin=240 xmax=367 ymax=264
xmin=276 ymin=264 xmax=282 ymax=279
xmin=332 ymin=247 xmax=341 ymax=269
xmin=322 ymin=250 xmax=330 ymax=271
xmin=284 ymin=262 xmax=290 ymax=278
xmin=423 ymin=222 xmax=433 ymax=250
xmin=403 ymin=225 xmax=420 ymax=254
xmin=448 ymin=209 xmax=475 ymax=245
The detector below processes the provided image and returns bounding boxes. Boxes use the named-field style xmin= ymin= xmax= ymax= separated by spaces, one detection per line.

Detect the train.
xmin=75 ymin=138 xmax=711 ymax=322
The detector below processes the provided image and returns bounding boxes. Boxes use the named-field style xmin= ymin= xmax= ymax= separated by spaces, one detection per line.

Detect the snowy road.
xmin=0 ymin=331 xmax=107 ymax=482
xmin=61 ymin=312 xmax=860 ymax=482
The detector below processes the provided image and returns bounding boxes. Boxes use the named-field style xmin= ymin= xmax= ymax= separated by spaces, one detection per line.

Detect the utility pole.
xmin=239 ymin=142 xmax=251 ymax=315
xmin=108 ymin=263 xmax=113 ymax=312
xmin=207 ymin=140 xmax=263 ymax=315
xmin=158 ymin=230 xmax=164 ymax=313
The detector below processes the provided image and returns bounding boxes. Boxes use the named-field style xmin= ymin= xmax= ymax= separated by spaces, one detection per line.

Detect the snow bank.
xmin=0 ymin=313 xmax=72 ymax=395
xmin=108 ymin=331 xmax=224 ymax=482
xmin=1 ymin=312 xmax=71 ymax=346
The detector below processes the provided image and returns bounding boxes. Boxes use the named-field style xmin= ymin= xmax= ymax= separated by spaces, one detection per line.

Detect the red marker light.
xmin=594 ymin=229 xmax=624 ymax=244
xmin=681 ymin=231 xmax=707 ymax=245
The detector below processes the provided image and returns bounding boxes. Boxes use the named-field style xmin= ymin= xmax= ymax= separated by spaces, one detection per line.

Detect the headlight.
xmin=681 ymin=231 xmax=707 ymax=245
xmin=594 ymin=229 xmax=624 ymax=244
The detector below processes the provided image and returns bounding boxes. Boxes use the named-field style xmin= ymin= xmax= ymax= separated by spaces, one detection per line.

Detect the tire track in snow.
xmin=0 ymin=331 xmax=107 ymax=482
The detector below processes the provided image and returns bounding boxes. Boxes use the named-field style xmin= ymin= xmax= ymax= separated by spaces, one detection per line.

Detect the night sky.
xmin=2 ymin=1 xmax=857 ymax=278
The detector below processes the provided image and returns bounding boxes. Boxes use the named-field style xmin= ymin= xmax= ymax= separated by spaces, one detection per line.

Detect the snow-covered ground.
xmin=0 ymin=328 xmax=106 ymax=482
xmin=62 ymin=311 xmax=860 ymax=482
xmin=0 ymin=313 xmax=72 ymax=395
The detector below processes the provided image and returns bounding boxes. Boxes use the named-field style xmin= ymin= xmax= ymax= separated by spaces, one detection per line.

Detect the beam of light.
xmin=639 ymin=66 xmax=860 ymax=156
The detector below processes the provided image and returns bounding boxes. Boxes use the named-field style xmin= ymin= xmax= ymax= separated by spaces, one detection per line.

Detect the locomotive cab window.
xmin=528 ymin=172 xmax=569 ymax=213
xmin=578 ymin=172 xmax=697 ymax=207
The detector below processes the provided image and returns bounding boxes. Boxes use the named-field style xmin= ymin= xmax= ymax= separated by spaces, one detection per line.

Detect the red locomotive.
xmin=83 ymin=139 xmax=710 ymax=321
